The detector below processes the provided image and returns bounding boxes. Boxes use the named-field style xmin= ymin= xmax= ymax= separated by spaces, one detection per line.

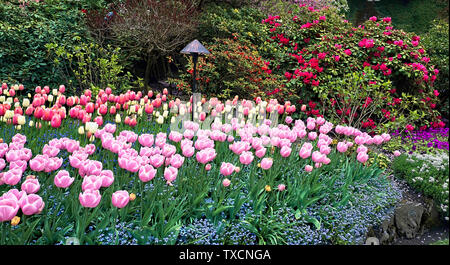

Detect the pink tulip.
xmin=9 ymin=160 xmax=27 ymax=173
xmin=112 ymin=190 xmax=130 ymax=208
xmin=196 ymin=149 xmax=211 ymax=164
xmin=5 ymin=150 xmax=20 ymax=162
xmin=21 ymin=178 xmax=40 ymax=194
xmin=316 ymin=117 xmax=325 ymax=125
xmin=138 ymin=134 xmax=154 ymax=147
xmin=54 ymin=170 xmax=74 ymax=188
xmin=3 ymin=169 xmax=22 ymax=185
xmin=308 ymin=132 xmax=317 ymax=141
xmin=381 ymin=133 xmax=391 ymax=142
xmin=373 ymin=135 xmax=384 ymax=145
xmin=239 ymin=151 xmax=254 ymax=165
xmin=82 ymin=175 xmax=102 ymax=191
xmin=164 ymin=166 xmax=178 ymax=184
xmin=311 ymin=151 xmax=324 ymax=163
xmin=337 ymin=142 xmax=348 ymax=153
xmin=307 ymin=121 xmax=316 ymax=130
xmin=139 ymin=164 xmax=157 ymax=182
xmin=150 ymin=154 xmax=165 ymax=168
xmin=182 ymin=145 xmax=195 ymax=158
xmin=20 ymin=194 xmax=44 ymax=215
xmin=0 ymin=158 xmax=5 ymax=171
xmin=43 ymin=144 xmax=60 ymax=157
xmin=220 ymin=162 xmax=235 ymax=176
xmin=222 ymin=178 xmax=231 ymax=187
xmin=0 ymin=197 xmax=19 ymax=221
xmin=277 ymin=184 xmax=286 ymax=191
xmin=357 ymin=152 xmax=369 ymax=163
xmin=205 ymin=164 xmax=212 ymax=171
xmin=319 ymin=145 xmax=331 ymax=155
xmin=285 ymin=116 xmax=293 ymax=124
xmin=393 ymin=150 xmax=401 ymax=157
xmin=357 ymin=145 xmax=368 ymax=154
xmin=299 ymin=147 xmax=312 ymax=159
xmin=162 ymin=144 xmax=176 ymax=158
xmin=280 ymin=146 xmax=292 ymax=158
xmin=79 ymin=189 xmax=102 ymax=208
xmin=170 ymin=154 xmax=185 ymax=168
xmin=125 ymin=158 xmax=140 ymax=173
xmin=29 ymin=156 xmax=46 ymax=172
xmin=260 ymin=158 xmax=273 ymax=170
xmin=154 ymin=137 xmax=166 ymax=148
xmin=99 ymin=170 xmax=114 ymax=188
xmin=230 ymin=141 xmax=249 ymax=155
xmin=305 ymin=165 xmax=313 ymax=172
xmin=169 ymin=131 xmax=183 ymax=143
xmin=255 ymin=147 xmax=267 ymax=158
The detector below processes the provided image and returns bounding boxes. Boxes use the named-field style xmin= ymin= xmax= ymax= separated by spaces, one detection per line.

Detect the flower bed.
xmin=389 ymin=128 xmax=449 ymax=154
xmin=393 ymin=152 xmax=449 ymax=221
xmin=0 ymin=84 xmax=405 ymax=245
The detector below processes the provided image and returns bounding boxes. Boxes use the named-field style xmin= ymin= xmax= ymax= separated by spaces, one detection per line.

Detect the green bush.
xmin=0 ymin=0 xmax=90 ymax=92
xmin=422 ymin=19 xmax=449 ymax=120
xmin=45 ymin=40 xmax=133 ymax=96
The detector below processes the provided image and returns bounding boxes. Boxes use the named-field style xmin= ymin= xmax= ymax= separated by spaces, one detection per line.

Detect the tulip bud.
xmin=78 ymin=126 xmax=85 ymax=135
xmin=115 ymin=114 xmax=121 ymax=123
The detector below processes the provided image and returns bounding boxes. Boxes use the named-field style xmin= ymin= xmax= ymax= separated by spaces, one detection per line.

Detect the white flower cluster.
xmin=408 ymin=152 xmax=449 ymax=172
xmin=405 ymin=152 xmax=449 ymax=219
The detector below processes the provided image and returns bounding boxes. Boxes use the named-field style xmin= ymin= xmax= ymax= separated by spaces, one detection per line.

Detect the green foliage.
xmin=46 ymin=40 xmax=133 ymax=96
xmin=430 ymin=238 xmax=449 ymax=245
xmin=393 ymin=153 xmax=449 ymax=220
xmin=422 ymin=19 xmax=449 ymax=119
xmin=347 ymin=0 xmax=448 ymax=34
xmin=169 ymin=37 xmax=285 ymax=100
xmin=0 ymin=0 xmax=90 ymax=92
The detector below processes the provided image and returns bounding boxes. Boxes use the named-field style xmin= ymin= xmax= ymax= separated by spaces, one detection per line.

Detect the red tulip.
xmin=94 ymin=116 xmax=103 ymax=127
xmin=85 ymin=102 xmax=94 ymax=113
xmin=51 ymin=114 xmax=62 ymax=128
xmin=14 ymin=106 xmax=23 ymax=115
xmin=67 ymin=96 xmax=74 ymax=107
xmin=145 ymin=104 xmax=153 ymax=114
xmin=109 ymin=106 xmax=116 ymax=115
xmin=25 ymin=106 xmax=34 ymax=116
xmin=80 ymin=95 xmax=88 ymax=106
xmin=34 ymin=107 xmax=44 ymax=119
xmin=58 ymin=95 xmax=66 ymax=105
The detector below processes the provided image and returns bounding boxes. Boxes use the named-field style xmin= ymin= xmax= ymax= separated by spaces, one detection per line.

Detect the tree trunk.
xmin=144 ymin=53 xmax=153 ymax=92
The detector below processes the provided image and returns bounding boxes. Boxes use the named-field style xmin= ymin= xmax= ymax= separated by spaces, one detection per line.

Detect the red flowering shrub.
xmin=260 ymin=4 xmax=442 ymax=132
xmin=169 ymin=37 xmax=285 ymax=100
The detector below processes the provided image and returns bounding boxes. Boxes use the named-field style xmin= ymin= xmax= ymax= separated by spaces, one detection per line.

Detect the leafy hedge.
xmin=0 ymin=1 xmax=90 ymax=92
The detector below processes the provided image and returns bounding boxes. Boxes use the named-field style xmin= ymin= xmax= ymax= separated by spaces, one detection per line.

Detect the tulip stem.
xmin=1 ymin=222 xmax=6 ymax=245
xmin=140 ymin=181 xmax=144 ymax=220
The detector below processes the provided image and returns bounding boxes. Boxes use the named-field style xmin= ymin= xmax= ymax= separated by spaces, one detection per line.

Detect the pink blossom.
xmin=112 ymin=190 xmax=130 ymax=208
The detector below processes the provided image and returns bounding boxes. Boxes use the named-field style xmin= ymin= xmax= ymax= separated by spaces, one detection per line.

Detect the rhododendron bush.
xmin=168 ymin=37 xmax=286 ymax=100
xmin=173 ymin=3 xmax=444 ymax=133
xmin=263 ymin=5 xmax=441 ymax=131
